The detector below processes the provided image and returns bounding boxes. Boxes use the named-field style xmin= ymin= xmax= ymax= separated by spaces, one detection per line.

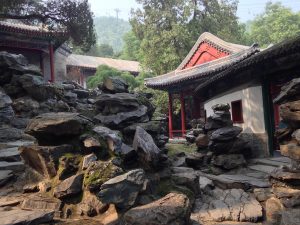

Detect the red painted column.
xmin=180 ymin=92 xmax=186 ymax=137
xmin=49 ymin=42 xmax=55 ymax=82
xmin=168 ymin=93 xmax=173 ymax=139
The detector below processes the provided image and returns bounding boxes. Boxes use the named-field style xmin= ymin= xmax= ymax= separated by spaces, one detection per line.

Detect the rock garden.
xmin=0 ymin=52 xmax=299 ymax=225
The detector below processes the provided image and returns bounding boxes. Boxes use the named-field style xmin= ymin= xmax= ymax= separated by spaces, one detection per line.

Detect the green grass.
xmin=166 ymin=143 xmax=197 ymax=156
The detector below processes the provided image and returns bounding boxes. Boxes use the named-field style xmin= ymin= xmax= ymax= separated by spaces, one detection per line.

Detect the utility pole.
xmin=114 ymin=8 xmax=121 ymax=21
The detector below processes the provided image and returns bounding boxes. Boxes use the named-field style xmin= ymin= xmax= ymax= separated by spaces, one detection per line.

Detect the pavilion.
xmin=145 ymin=32 xmax=300 ymax=156
xmin=0 ymin=20 xmax=69 ymax=82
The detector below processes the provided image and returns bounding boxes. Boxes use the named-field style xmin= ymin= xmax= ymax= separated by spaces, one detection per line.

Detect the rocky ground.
xmin=0 ymin=52 xmax=299 ymax=225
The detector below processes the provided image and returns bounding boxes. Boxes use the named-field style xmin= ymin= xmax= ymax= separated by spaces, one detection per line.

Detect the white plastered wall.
xmin=204 ymin=85 xmax=265 ymax=134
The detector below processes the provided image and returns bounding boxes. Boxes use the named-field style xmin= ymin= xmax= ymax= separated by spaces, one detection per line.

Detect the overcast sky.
xmin=88 ymin=0 xmax=300 ymax=22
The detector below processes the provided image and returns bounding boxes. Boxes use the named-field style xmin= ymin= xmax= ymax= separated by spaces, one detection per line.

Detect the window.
xmin=231 ymin=100 xmax=243 ymax=123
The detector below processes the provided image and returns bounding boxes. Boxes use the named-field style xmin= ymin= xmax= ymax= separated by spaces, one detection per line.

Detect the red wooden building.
xmin=146 ymin=32 xmax=300 ymax=156
xmin=0 ymin=20 xmax=69 ymax=82
xmin=145 ymin=32 xmax=257 ymax=138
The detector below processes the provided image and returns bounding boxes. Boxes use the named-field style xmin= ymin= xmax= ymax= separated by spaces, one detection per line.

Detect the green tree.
xmin=0 ymin=0 xmax=96 ymax=51
xmin=120 ymin=31 xmax=141 ymax=61
xmin=130 ymin=0 xmax=244 ymax=75
xmin=87 ymin=65 xmax=142 ymax=91
xmin=249 ymin=2 xmax=300 ymax=47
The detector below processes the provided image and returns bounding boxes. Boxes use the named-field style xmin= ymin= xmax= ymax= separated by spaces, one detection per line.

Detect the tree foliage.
xmin=130 ymin=0 xmax=245 ymax=75
xmin=87 ymin=65 xmax=141 ymax=91
xmin=120 ymin=31 xmax=142 ymax=61
xmin=0 ymin=0 xmax=96 ymax=51
xmin=249 ymin=2 xmax=300 ymax=47
xmin=94 ymin=16 xmax=131 ymax=53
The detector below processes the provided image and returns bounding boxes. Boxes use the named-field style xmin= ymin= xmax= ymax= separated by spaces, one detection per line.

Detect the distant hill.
xmin=94 ymin=16 xmax=131 ymax=53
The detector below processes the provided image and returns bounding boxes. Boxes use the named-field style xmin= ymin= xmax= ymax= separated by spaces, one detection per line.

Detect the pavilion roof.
xmin=66 ymin=54 xmax=141 ymax=74
xmin=194 ymin=34 xmax=300 ymax=94
xmin=178 ymin=32 xmax=249 ymax=70
xmin=145 ymin=46 xmax=259 ymax=90
xmin=0 ymin=20 xmax=68 ymax=40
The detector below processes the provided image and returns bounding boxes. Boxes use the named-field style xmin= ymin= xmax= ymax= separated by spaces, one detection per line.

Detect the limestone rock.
xmin=274 ymin=78 xmax=300 ymax=104
xmin=280 ymin=143 xmax=300 ymax=160
xmin=0 ymin=170 xmax=13 ymax=187
xmin=98 ymin=169 xmax=145 ymax=209
xmin=84 ymin=161 xmax=123 ymax=192
xmin=195 ymin=134 xmax=209 ymax=148
xmin=280 ymin=100 xmax=300 ymax=127
xmin=93 ymin=126 xmax=122 ymax=153
xmin=21 ymin=195 xmax=63 ymax=213
xmin=0 ymin=127 xmax=25 ymax=142
xmin=0 ymin=88 xmax=14 ymax=123
xmin=133 ymin=126 xmax=165 ymax=170
xmin=281 ymin=208 xmax=300 ymax=225
xmin=199 ymin=176 xmax=214 ymax=194
xmin=78 ymin=192 xmax=108 ymax=217
xmin=19 ymin=144 xmax=74 ymax=178
xmin=185 ymin=153 xmax=206 ymax=169
xmin=102 ymin=76 xmax=128 ymax=93
xmin=12 ymin=96 xmax=39 ymax=115
xmin=210 ymin=126 xmax=243 ymax=142
xmin=82 ymin=153 xmax=97 ymax=170
xmin=265 ymin=197 xmax=284 ymax=224
xmin=25 ymin=112 xmax=91 ymax=143
xmin=172 ymin=172 xmax=199 ymax=193
xmin=53 ymin=174 xmax=84 ymax=199
xmin=124 ymin=193 xmax=191 ymax=225
xmin=192 ymin=188 xmax=262 ymax=223
xmin=1 ymin=208 xmax=54 ymax=225
xmin=212 ymin=154 xmax=246 ymax=170
xmin=292 ymin=129 xmax=300 ymax=144
xmin=95 ymin=105 xmax=149 ymax=129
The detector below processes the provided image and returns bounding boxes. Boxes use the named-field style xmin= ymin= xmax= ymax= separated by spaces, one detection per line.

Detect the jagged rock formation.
xmin=266 ymin=78 xmax=300 ymax=225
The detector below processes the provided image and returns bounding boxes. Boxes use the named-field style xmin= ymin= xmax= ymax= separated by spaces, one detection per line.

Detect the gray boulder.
xmin=1 ymin=208 xmax=54 ymax=225
xmin=212 ymin=154 xmax=246 ymax=170
xmin=25 ymin=112 xmax=91 ymax=143
xmin=0 ymin=89 xmax=14 ymax=123
xmin=210 ymin=126 xmax=242 ymax=142
xmin=274 ymin=78 xmax=300 ymax=104
xmin=95 ymin=105 xmax=149 ymax=128
xmin=102 ymin=76 xmax=129 ymax=93
xmin=124 ymin=193 xmax=191 ymax=225
xmin=133 ymin=126 xmax=165 ymax=170
xmin=53 ymin=173 xmax=84 ymax=199
xmin=93 ymin=126 xmax=122 ymax=153
xmin=98 ymin=169 xmax=145 ymax=209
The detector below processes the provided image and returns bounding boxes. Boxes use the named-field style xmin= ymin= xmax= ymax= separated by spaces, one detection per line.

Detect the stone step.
xmin=0 ymin=147 xmax=21 ymax=162
xmin=0 ymin=161 xmax=25 ymax=172
xmin=0 ymin=140 xmax=34 ymax=150
xmin=249 ymin=158 xmax=290 ymax=167
xmin=201 ymin=173 xmax=270 ymax=190
xmin=0 ymin=170 xmax=14 ymax=187
xmin=248 ymin=164 xmax=277 ymax=174
xmin=269 ymin=157 xmax=291 ymax=164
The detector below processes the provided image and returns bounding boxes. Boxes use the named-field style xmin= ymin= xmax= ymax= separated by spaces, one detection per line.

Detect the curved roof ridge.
xmin=177 ymin=32 xmax=250 ymax=70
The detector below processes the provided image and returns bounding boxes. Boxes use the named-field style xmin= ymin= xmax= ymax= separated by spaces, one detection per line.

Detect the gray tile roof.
xmin=66 ymin=54 xmax=141 ymax=73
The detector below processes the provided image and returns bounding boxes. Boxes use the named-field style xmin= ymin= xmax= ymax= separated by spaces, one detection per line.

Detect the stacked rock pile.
xmin=266 ymin=78 xmax=300 ymax=225
xmin=1 ymin=52 xmax=186 ymax=225
xmin=185 ymin=104 xmax=251 ymax=173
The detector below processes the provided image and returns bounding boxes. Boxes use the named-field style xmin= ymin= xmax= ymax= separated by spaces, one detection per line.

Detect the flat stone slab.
xmin=0 ymin=147 xmax=20 ymax=162
xmin=249 ymin=158 xmax=289 ymax=167
xmin=0 ymin=140 xmax=34 ymax=149
xmin=1 ymin=208 xmax=54 ymax=225
xmin=0 ymin=170 xmax=13 ymax=187
xmin=248 ymin=165 xmax=277 ymax=174
xmin=269 ymin=157 xmax=291 ymax=164
xmin=0 ymin=198 xmax=22 ymax=207
xmin=191 ymin=188 xmax=262 ymax=223
xmin=202 ymin=173 xmax=270 ymax=190
xmin=0 ymin=161 xmax=24 ymax=172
